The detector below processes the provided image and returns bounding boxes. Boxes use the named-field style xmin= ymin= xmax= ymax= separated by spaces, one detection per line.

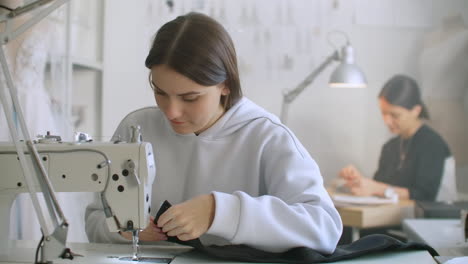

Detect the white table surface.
xmin=403 ymin=219 xmax=468 ymax=248
xmin=0 ymin=240 xmax=437 ymax=264
xmin=403 ymin=218 xmax=468 ymax=260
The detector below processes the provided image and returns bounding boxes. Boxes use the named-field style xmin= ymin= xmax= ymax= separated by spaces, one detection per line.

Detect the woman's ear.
xmin=411 ymin=104 xmax=422 ymax=117
xmin=220 ymin=82 xmax=230 ymax=96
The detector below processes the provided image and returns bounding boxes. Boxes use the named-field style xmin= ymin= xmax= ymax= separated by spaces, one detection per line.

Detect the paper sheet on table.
xmin=332 ymin=194 xmax=398 ymax=206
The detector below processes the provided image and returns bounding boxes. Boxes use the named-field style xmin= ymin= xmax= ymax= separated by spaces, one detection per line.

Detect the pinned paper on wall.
xmin=355 ymin=0 xmax=432 ymax=28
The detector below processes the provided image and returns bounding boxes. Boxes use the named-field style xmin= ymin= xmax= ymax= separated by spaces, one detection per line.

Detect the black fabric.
xmin=154 ymin=200 xmax=204 ymax=248
xmin=154 ymin=201 xmax=438 ymax=263
xmin=374 ymin=124 xmax=450 ymax=201
xmin=338 ymin=225 xmax=405 ymax=245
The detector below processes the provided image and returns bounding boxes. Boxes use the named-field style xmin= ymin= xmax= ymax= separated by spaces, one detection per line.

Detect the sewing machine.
xmin=0 ymin=138 xmax=156 ymax=262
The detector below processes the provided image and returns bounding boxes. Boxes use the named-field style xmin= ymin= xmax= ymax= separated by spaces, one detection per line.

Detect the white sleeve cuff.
xmin=206 ymin=191 xmax=240 ymax=241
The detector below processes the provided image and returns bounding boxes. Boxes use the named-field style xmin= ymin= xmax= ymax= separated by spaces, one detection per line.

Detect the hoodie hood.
xmin=198 ymin=97 xmax=280 ymax=139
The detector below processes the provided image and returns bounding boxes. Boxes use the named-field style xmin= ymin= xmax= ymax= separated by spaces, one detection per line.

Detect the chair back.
xmin=436 ymin=156 xmax=457 ymax=202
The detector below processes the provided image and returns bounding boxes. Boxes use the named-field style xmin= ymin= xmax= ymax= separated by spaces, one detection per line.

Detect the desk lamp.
xmin=280 ymin=31 xmax=367 ymax=124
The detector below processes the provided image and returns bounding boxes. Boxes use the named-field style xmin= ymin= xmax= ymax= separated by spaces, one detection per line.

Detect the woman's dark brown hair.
xmin=145 ymin=12 xmax=242 ymax=110
xmin=379 ymin=74 xmax=429 ymax=119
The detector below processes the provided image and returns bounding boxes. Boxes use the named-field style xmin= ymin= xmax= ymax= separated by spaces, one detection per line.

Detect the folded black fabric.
xmin=154 ymin=200 xmax=438 ymax=263
xmin=154 ymin=200 xmax=204 ymax=248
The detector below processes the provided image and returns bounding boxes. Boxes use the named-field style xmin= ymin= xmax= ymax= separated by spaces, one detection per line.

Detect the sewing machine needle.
xmin=132 ymin=230 xmax=140 ymax=261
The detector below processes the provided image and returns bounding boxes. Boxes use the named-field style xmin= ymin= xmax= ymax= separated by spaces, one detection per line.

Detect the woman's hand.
xmin=120 ymin=216 xmax=168 ymax=242
xmin=339 ymin=165 xmax=388 ymax=196
xmin=349 ymin=177 xmax=387 ymax=197
xmin=339 ymin=165 xmax=363 ymax=188
xmin=349 ymin=177 xmax=375 ymax=196
xmin=157 ymin=194 xmax=215 ymax=241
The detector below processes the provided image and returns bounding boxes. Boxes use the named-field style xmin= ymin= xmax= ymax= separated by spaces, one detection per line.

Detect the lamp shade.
xmin=329 ymin=63 xmax=367 ymax=88
xmin=329 ymin=44 xmax=367 ymax=88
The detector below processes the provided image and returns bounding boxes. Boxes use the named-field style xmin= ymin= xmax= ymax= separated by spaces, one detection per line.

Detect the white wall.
xmin=102 ymin=0 xmax=468 ymax=194
xmin=101 ymin=1 xmax=155 ymax=140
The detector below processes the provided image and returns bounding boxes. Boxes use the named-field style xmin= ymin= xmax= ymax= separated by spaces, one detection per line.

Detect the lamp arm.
xmin=0 ymin=0 xmax=67 ymax=44
xmin=0 ymin=1 xmax=71 ymax=262
xmin=8 ymin=0 xmax=54 ymax=17
xmin=280 ymin=50 xmax=339 ymax=124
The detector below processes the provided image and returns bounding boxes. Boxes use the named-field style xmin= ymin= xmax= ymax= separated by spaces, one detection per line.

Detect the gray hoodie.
xmin=85 ymin=97 xmax=342 ymax=253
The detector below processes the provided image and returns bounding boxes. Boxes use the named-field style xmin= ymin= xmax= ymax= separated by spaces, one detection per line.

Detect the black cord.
xmin=35 ymin=235 xmax=45 ymax=264
xmin=0 ymin=5 xmax=13 ymax=11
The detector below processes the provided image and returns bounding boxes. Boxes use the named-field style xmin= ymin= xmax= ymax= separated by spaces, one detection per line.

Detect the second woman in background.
xmin=339 ymin=74 xmax=452 ymax=202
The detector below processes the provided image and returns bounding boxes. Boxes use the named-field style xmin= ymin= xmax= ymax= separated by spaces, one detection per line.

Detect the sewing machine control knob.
xmin=37 ymin=131 xmax=62 ymax=143
xmin=125 ymin=159 xmax=140 ymax=185
xmin=130 ymin=126 xmax=142 ymax=143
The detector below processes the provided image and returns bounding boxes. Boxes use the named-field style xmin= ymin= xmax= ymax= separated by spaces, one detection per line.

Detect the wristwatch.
xmin=384 ymin=187 xmax=397 ymax=199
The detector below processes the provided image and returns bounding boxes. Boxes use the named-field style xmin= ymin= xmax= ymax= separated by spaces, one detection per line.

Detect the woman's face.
xmin=378 ymin=97 xmax=421 ymax=135
xmin=150 ymin=65 xmax=229 ymax=135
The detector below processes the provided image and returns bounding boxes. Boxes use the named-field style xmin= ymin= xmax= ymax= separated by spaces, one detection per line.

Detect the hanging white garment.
xmin=0 ymin=24 xmax=61 ymax=140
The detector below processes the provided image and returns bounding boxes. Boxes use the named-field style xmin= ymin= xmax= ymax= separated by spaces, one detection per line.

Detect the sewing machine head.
xmin=0 ymin=138 xmax=156 ymax=255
